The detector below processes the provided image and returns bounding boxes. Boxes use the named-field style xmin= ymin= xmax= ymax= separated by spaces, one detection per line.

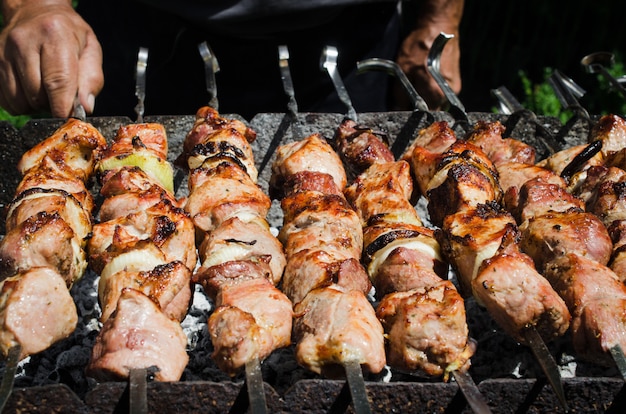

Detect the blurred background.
xmin=1 ymin=0 xmax=625 ymax=127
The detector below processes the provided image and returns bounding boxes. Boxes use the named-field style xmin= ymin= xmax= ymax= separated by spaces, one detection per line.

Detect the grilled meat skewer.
xmin=335 ymin=119 xmax=475 ymax=379
xmin=86 ymin=122 xmax=193 ymax=382
xmin=271 ymin=132 xmax=386 ymax=378
xmin=181 ymin=106 xmax=292 ymax=377
xmin=0 ymin=118 xmax=106 ymax=361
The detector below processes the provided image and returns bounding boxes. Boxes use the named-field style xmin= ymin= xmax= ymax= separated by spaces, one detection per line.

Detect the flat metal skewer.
xmin=198 ymin=41 xmax=220 ymax=110
xmin=278 ymin=45 xmax=303 ymax=138
xmin=321 ymin=45 xmax=358 ymax=122
xmin=451 ymin=370 xmax=493 ymax=414
xmin=581 ymin=52 xmax=626 ymax=100
xmin=491 ymin=85 xmax=559 ymax=154
xmin=344 ymin=360 xmax=372 ymax=414
xmin=427 ymin=33 xmax=469 ymax=127
xmin=524 ymin=326 xmax=569 ymax=412
xmin=0 ymin=345 xmax=21 ymax=412
xmin=134 ymin=47 xmax=148 ymax=123
xmin=245 ymin=356 xmax=268 ymax=414
xmin=609 ymin=344 xmax=626 ymax=381
xmin=129 ymin=368 xmax=148 ymax=414
xmin=72 ymin=95 xmax=86 ymax=122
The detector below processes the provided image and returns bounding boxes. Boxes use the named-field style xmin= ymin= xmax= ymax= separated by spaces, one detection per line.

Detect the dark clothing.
xmin=77 ymin=0 xmax=401 ymax=120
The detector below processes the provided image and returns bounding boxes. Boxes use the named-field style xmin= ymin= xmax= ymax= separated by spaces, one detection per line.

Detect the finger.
xmin=77 ymin=32 xmax=104 ymax=114
xmin=39 ymin=38 xmax=80 ymax=118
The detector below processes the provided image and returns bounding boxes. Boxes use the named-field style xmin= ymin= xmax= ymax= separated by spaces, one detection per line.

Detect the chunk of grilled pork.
xmin=0 ymin=267 xmax=78 ymax=360
xmin=87 ymin=288 xmax=189 ymax=382
xmin=270 ymin=134 xmax=347 ymax=199
xmin=17 ymin=118 xmax=106 ymax=181
xmin=209 ymin=277 xmax=293 ymax=376
xmin=465 ymin=120 xmax=536 ymax=166
xmin=293 ymin=285 xmax=385 ymax=377
xmin=0 ymin=211 xmax=85 ymax=287
xmin=544 ymin=253 xmax=626 ymax=365
xmin=473 ymin=230 xmax=571 ymax=344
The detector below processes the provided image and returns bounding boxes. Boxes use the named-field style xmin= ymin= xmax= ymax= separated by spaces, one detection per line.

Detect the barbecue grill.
xmin=0 ymin=110 xmax=623 ymax=413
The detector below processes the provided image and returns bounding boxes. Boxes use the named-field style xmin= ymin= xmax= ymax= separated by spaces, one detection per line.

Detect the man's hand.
xmin=0 ymin=0 xmax=104 ymax=117
xmin=393 ymin=0 xmax=463 ymax=111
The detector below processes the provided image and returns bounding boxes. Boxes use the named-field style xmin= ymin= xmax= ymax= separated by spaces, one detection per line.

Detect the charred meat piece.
xmin=17 ymin=118 xmax=106 ymax=181
xmin=0 ymin=211 xmax=85 ymax=287
xmin=333 ymin=118 xmax=394 ymax=179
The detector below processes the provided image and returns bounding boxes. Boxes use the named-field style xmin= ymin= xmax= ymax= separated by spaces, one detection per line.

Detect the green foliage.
xmin=0 ymin=108 xmax=31 ymax=129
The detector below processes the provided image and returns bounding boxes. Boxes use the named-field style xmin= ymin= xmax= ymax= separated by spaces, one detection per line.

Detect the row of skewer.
xmin=0 ymin=34 xmax=625 ymax=414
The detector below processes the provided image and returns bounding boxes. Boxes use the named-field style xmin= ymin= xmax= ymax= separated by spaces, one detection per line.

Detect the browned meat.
xmin=293 ymin=286 xmax=385 ymax=377
xmin=105 ymin=123 xmax=169 ymax=160
xmin=344 ymin=161 xmax=419 ymax=227
xmin=99 ymin=260 xmax=192 ymax=323
xmin=473 ymin=233 xmax=571 ymax=344
xmin=0 ymin=211 xmax=85 ymax=287
xmin=0 ymin=267 xmax=78 ymax=360
xmin=17 ymin=118 xmax=106 ymax=181
xmin=401 ymin=121 xmax=457 ymax=197
xmin=98 ymin=186 xmax=174 ymax=222
xmin=510 ymin=177 xmax=585 ymax=224
xmin=590 ymin=114 xmax=626 ymax=156
xmin=333 ymin=118 xmax=394 ymax=178
xmin=194 ymin=258 xmax=273 ymax=301
xmin=197 ymin=217 xmax=285 ymax=286
xmin=179 ymin=106 xmax=257 ymax=169
xmin=437 ymin=202 xmax=518 ymax=297
xmin=87 ymin=288 xmax=189 ymax=382
xmin=377 ymin=281 xmax=474 ymax=377
xmin=544 ymin=253 xmax=626 ymax=365
xmin=185 ymin=163 xmax=270 ymax=232
xmin=282 ymin=249 xmax=371 ymax=305
xmin=520 ymin=210 xmax=613 ymax=271
xmin=282 ymin=171 xmax=345 ymax=197
xmin=279 ymin=192 xmax=364 ymax=261
xmin=88 ymin=198 xmax=197 ymax=273
xmin=465 ymin=120 xmax=536 ymax=166
xmin=270 ymin=134 xmax=348 ymax=197
xmin=16 ymin=155 xmax=95 ymax=215
xmin=5 ymin=188 xmax=92 ymax=245
xmin=210 ymin=277 xmax=293 ymax=376
xmin=497 ymin=162 xmax=566 ymax=213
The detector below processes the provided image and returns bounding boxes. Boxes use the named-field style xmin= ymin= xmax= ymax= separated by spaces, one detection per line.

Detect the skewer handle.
xmin=198 ymin=42 xmax=220 ymax=110
xmin=134 ymin=47 xmax=149 ymax=123
xmin=320 ymin=45 xmax=358 ymax=122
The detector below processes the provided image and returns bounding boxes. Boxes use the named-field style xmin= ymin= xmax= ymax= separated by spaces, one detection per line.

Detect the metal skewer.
xmin=356 ymin=58 xmax=433 ymax=158
xmin=451 ymin=370 xmax=492 ymax=414
xmin=198 ymin=41 xmax=220 ymax=111
xmin=71 ymin=94 xmax=86 ymax=122
xmin=524 ymin=326 xmax=569 ymax=412
xmin=244 ymin=356 xmax=268 ymax=414
xmin=491 ymin=85 xmax=560 ymax=154
xmin=581 ymin=52 xmax=626 ymax=100
xmin=0 ymin=345 xmax=21 ymax=412
xmin=427 ymin=33 xmax=469 ymax=128
xmin=321 ymin=45 xmax=358 ymax=122
xmin=134 ymin=47 xmax=149 ymax=123
xmin=258 ymin=45 xmax=304 ymax=175
xmin=129 ymin=367 xmax=148 ymax=414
